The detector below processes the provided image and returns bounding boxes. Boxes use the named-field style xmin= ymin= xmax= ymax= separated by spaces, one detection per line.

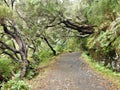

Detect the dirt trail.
xmin=30 ymin=52 xmax=117 ymax=90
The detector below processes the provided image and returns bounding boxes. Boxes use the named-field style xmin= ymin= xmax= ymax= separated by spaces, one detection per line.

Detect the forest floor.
xmin=29 ymin=52 xmax=118 ymax=90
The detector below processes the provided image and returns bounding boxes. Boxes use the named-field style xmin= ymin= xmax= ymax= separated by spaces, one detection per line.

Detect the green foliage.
xmin=0 ymin=58 xmax=14 ymax=78
xmin=26 ymin=49 xmax=54 ymax=79
xmin=0 ymin=5 xmax=12 ymax=18
xmin=23 ymin=52 xmax=42 ymax=79
xmin=66 ymin=37 xmax=87 ymax=52
xmin=87 ymin=16 xmax=120 ymax=53
xmin=55 ymin=37 xmax=81 ymax=53
xmin=32 ymin=53 xmax=41 ymax=63
xmin=40 ymin=50 xmax=53 ymax=61
xmin=66 ymin=38 xmax=77 ymax=51
xmin=113 ymin=36 xmax=120 ymax=54
xmin=81 ymin=0 xmax=120 ymax=69
xmin=83 ymin=0 xmax=120 ymax=25
xmin=54 ymin=40 xmax=66 ymax=53
xmin=1 ymin=73 xmax=30 ymax=90
xmin=26 ymin=54 xmax=41 ymax=79
xmin=55 ymin=45 xmax=64 ymax=53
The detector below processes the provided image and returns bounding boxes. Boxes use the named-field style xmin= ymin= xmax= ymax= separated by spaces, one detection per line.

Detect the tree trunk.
xmin=1 ymin=22 xmax=29 ymax=79
xmin=20 ymin=59 xmax=29 ymax=78
xmin=62 ymin=20 xmax=95 ymax=34
xmin=42 ymin=35 xmax=56 ymax=55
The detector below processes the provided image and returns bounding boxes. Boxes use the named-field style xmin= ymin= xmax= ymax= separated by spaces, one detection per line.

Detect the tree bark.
xmin=42 ymin=35 xmax=56 ymax=55
xmin=46 ymin=19 xmax=95 ymax=34
xmin=1 ymin=23 xmax=29 ymax=78
xmin=62 ymin=20 xmax=95 ymax=34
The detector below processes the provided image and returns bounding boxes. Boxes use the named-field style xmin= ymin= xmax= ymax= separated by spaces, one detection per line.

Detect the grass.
xmin=0 ymin=58 xmax=18 ymax=78
xmin=82 ymin=52 xmax=120 ymax=90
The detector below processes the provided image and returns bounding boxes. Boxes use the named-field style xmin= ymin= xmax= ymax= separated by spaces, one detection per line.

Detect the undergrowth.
xmin=1 ymin=73 xmax=30 ymax=90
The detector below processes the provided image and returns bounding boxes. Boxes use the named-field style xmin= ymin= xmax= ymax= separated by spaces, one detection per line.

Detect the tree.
xmin=0 ymin=0 xmax=95 ymax=79
xmin=0 ymin=0 xmax=30 ymax=78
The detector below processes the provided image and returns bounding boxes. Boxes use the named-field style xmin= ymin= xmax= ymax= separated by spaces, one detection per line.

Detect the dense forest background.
xmin=0 ymin=0 xmax=120 ymax=89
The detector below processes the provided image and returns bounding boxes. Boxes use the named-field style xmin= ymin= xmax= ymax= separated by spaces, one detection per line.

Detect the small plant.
xmin=40 ymin=50 xmax=53 ymax=61
xmin=1 ymin=73 xmax=30 ymax=90
xmin=0 ymin=58 xmax=16 ymax=79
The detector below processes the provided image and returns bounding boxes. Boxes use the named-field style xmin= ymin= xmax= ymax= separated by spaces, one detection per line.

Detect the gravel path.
xmin=30 ymin=52 xmax=117 ymax=90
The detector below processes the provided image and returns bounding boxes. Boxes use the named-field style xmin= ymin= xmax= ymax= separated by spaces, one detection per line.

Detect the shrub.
xmin=1 ymin=73 xmax=30 ymax=90
xmin=26 ymin=53 xmax=41 ymax=79
xmin=40 ymin=50 xmax=53 ymax=61
xmin=0 ymin=58 xmax=15 ymax=79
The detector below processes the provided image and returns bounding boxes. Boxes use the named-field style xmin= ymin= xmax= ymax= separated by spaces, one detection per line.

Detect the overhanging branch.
xmin=0 ymin=41 xmax=20 ymax=53
xmin=62 ymin=20 xmax=96 ymax=34
xmin=3 ymin=0 xmax=9 ymax=7
xmin=2 ymin=51 xmax=19 ymax=62
xmin=45 ymin=18 xmax=95 ymax=34
xmin=62 ymin=34 xmax=90 ymax=38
